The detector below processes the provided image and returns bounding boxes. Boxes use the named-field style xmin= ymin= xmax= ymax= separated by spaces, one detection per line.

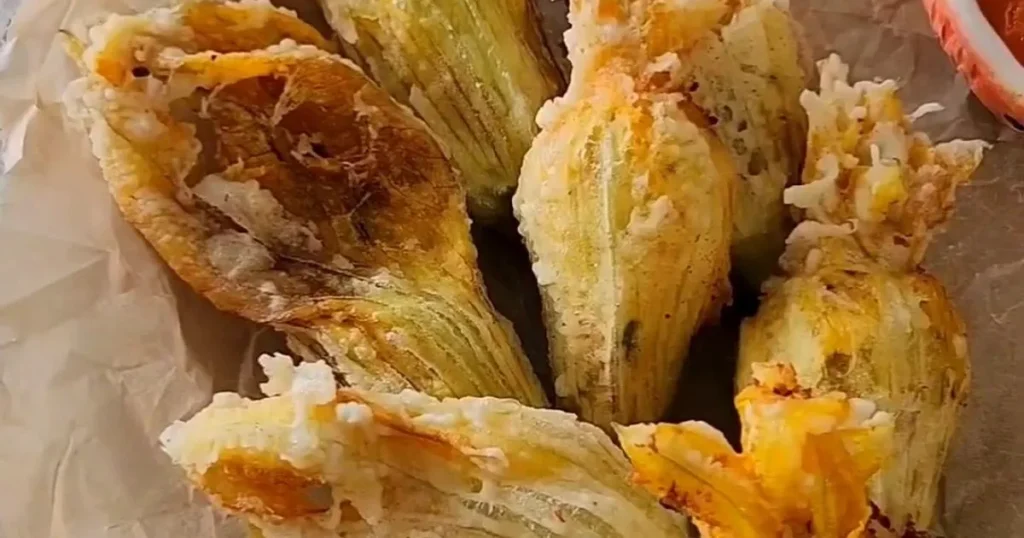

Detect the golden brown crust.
xmin=319 ymin=0 xmax=564 ymax=219
xmin=740 ymin=227 xmax=970 ymax=532
xmin=201 ymin=450 xmax=331 ymax=521
xmin=161 ymin=363 xmax=690 ymax=537
xmin=183 ymin=2 xmax=334 ymax=54
xmin=734 ymin=53 xmax=986 ymax=532
xmin=516 ymin=0 xmax=759 ymax=427
xmin=69 ymin=0 xmax=546 ymax=404
xmin=618 ymin=362 xmax=894 ymax=538
xmin=515 ymin=67 xmax=736 ymax=427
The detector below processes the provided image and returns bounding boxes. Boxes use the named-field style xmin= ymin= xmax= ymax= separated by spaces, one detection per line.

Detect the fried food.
xmin=514 ymin=0 xmax=736 ymax=428
xmin=63 ymin=1 xmax=988 ymax=534
xmin=318 ymin=0 xmax=564 ymax=219
xmin=63 ymin=0 xmax=546 ymax=405
xmin=566 ymin=0 xmax=807 ymax=284
xmin=618 ymin=362 xmax=894 ymax=538
xmin=161 ymin=354 xmax=691 ymax=537
xmin=738 ymin=54 xmax=989 ymax=532
xmin=653 ymin=0 xmax=809 ymax=284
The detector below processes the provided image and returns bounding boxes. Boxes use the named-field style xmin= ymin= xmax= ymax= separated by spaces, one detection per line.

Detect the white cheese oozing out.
xmin=532 ymin=260 xmax=557 ymax=286
xmin=626 ymin=195 xmax=676 ymax=240
xmin=194 ymin=174 xmax=323 ymax=252
xmin=259 ymin=353 xmax=297 ymax=396
xmin=161 ymin=357 xmax=535 ymax=537
xmin=784 ymin=153 xmax=840 ymax=216
xmin=205 ymin=231 xmax=275 ymax=279
xmin=283 ymin=360 xmax=338 ymax=468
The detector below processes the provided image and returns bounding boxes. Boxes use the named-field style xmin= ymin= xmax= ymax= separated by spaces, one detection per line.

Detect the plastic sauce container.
xmin=925 ymin=0 xmax=1024 ymax=130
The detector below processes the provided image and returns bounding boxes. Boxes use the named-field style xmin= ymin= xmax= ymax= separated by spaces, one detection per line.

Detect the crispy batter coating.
xmin=740 ymin=235 xmax=969 ymax=533
xmin=618 ymin=362 xmax=894 ymax=538
xmin=65 ymin=0 xmax=546 ymax=405
xmin=567 ymin=0 xmax=808 ymax=284
xmin=319 ymin=0 xmax=565 ymax=219
xmin=161 ymin=356 xmax=690 ymax=537
xmin=514 ymin=0 xmax=737 ymax=429
xmin=739 ymin=55 xmax=987 ymax=532
xmin=785 ymin=55 xmax=988 ymax=272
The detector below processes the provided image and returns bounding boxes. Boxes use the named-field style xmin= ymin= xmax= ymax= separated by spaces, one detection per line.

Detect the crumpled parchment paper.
xmin=0 ymin=0 xmax=1019 ymax=537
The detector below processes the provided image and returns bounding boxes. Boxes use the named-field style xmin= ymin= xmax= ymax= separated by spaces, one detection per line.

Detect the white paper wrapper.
xmin=0 ymin=0 xmax=253 ymax=536
xmin=0 ymin=0 xmax=1021 ymax=536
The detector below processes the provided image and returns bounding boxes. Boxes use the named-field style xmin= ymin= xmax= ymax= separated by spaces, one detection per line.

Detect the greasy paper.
xmin=0 ymin=0 xmax=1019 ymax=537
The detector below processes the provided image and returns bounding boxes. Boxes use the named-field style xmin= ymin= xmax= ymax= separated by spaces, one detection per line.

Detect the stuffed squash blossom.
xmin=161 ymin=355 xmax=691 ymax=538
xmin=646 ymin=0 xmax=808 ymax=285
xmin=561 ymin=0 xmax=806 ymax=285
xmin=619 ymin=362 xmax=896 ymax=538
xmin=515 ymin=0 xmax=736 ymax=428
xmin=739 ymin=55 xmax=989 ymax=533
xmin=64 ymin=0 xmax=546 ymax=406
xmin=317 ymin=0 xmax=564 ymax=219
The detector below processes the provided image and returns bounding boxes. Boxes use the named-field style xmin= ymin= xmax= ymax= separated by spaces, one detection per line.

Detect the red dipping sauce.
xmin=979 ymin=0 xmax=1024 ymax=64
xmin=925 ymin=0 xmax=1024 ymax=129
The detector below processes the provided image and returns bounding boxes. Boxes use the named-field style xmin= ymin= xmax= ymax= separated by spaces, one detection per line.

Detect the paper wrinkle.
xmin=794 ymin=0 xmax=1021 ymax=143
xmin=0 ymin=102 xmax=33 ymax=174
xmin=0 ymin=0 xmax=1021 ymax=537
xmin=0 ymin=1 xmax=256 ymax=537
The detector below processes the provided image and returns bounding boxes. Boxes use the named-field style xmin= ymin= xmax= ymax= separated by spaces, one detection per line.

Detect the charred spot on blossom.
xmin=310 ymin=142 xmax=329 ymax=158
xmin=769 ymin=381 xmax=811 ymax=399
xmin=621 ymin=320 xmax=640 ymax=361
xmin=747 ymin=150 xmax=767 ymax=175
xmin=869 ymin=502 xmax=893 ymax=530
xmin=731 ymin=138 xmax=748 ymax=156
xmin=825 ymin=352 xmax=852 ymax=377
xmin=688 ymin=81 xmax=700 ymax=92
xmin=353 ymin=220 xmax=372 ymax=242
xmin=866 ymin=502 xmax=935 ymax=537
xmin=660 ymin=482 xmax=689 ymax=512
xmin=131 ymin=66 xmax=151 ymax=78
